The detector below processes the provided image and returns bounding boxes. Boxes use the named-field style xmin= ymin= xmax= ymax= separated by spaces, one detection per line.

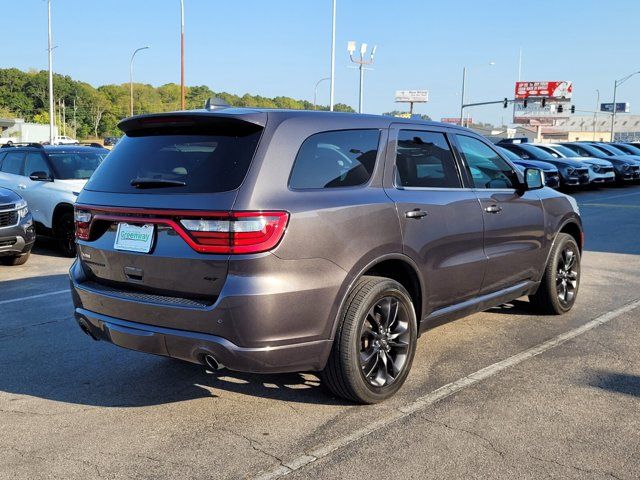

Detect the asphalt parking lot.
xmin=1 ymin=185 xmax=639 ymax=480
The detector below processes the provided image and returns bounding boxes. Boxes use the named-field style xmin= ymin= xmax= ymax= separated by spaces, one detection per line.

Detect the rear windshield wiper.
xmin=130 ymin=178 xmax=187 ymax=189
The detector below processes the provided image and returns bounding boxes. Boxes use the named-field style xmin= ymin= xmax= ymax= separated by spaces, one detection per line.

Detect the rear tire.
xmin=321 ymin=276 xmax=417 ymax=404
xmin=56 ymin=212 xmax=76 ymax=257
xmin=0 ymin=252 xmax=30 ymax=266
xmin=529 ymin=233 xmax=580 ymax=315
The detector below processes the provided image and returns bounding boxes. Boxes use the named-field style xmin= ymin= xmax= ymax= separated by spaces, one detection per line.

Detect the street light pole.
xmin=130 ymin=46 xmax=150 ymax=116
xmin=348 ymin=41 xmax=376 ymax=114
xmin=460 ymin=66 xmax=466 ymax=127
xmin=459 ymin=62 xmax=495 ymax=128
xmin=610 ymin=71 xmax=640 ymax=141
xmin=180 ymin=0 xmax=185 ymax=110
xmin=314 ymin=77 xmax=331 ymax=110
xmin=47 ymin=0 xmax=55 ymax=144
xmin=593 ymin=89 xmax=599 ymax=141
xmin=329 ymin=0 xmax=336 ymax=111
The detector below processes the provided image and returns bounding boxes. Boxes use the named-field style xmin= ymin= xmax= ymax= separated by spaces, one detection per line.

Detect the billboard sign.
xmin=513 ymin=100 xmax=569 ymax=125
xmin=440 ymin=117 xmax=468 ymax=125
xmin=600 ymin=102 xmax=630 ymax=113
xmin=395 ymin=90 xmax=429 ymax=103
xmin=515 ymin=81 xmax=573 ymax=99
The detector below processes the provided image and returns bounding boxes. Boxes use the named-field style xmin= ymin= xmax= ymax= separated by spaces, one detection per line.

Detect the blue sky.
xmin=3 ymin=0 xmax=640 ymax=124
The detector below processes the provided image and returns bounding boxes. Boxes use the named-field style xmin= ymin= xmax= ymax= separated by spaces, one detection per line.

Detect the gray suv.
xmin=70 ymin=108 xmax=583 ymax=403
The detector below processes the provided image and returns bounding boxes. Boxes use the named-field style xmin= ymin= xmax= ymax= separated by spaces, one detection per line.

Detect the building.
xmin=0 ymin=118 xmax=57 ymax=143
xmin=541 ymin=115 xmax=640 ymax=142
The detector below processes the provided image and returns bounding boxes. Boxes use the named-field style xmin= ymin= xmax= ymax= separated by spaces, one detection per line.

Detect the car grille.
xmin=577 ymin=168 xmax=590 ymax=183
xmin=0 ymin=209 xmax=18 ymax=228
xmin=544 ymin=171 xmax=560 ymax=187
xmin=0 ymin=238 xmax=16 ymax=247
xmin=594 ymin=166 xmax=614 ymax=174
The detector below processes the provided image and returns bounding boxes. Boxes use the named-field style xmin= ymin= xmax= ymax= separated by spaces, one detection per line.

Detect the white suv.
xmin=54 ymin=135 xmax=79 ymax=145
xmin=0 ymin=144 xmax=108 ymax=256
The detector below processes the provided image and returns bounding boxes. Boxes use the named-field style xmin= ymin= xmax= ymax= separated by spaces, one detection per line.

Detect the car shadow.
xmin=32 ymin=235 xmax=67 ymax=258
xmin=0 ymin=273 xmax=348 ymax=408
xmin=587 ymin=370 xmax=640 ymax=398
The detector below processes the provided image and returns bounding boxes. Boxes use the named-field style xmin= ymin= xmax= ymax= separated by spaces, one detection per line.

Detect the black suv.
xmin=0 ymin=186 xmax=35 ymax=265
xmin=71 ymin=108 xmax=583 ymax=403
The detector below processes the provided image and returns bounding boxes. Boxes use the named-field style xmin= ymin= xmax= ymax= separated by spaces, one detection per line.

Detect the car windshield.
xmin=48 ymin=152 xmax=107 ymax=179
xmin=550 ymin=145 xmax=579 ymax=157
xmin=575 ymin=144 xmax=607 ymax=157
xmin=600 ymin=144 xmax=626 ymax=155
xmin=522 ymin=145 xmax=556 ymax=160
xmin=498 ymin=147 xmax=521 ymax=162
xmin=617 ymin=143 xmax=640 ymax=155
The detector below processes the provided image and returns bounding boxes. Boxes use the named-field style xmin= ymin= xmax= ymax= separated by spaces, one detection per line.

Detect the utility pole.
xmin=180 ymin=0 xmax=185 ymax=110
xmin=62 ymin=99 xmax=66 ymax=136
xmin=47 ymin=0 xmax=55 ymax=144
xmin=73 ymin=96 xmax=77 ymax=138
xmin=329 ymin=0 xmax=336 ymax=111
xmin=347 ymin=41 xmax=377 ymax=114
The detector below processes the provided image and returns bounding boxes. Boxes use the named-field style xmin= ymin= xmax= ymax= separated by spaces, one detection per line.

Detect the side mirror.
xmin=524 ymin=168 xmax=544 ymax=190
xmin=29 ymin=171 xmax=53 ymax=182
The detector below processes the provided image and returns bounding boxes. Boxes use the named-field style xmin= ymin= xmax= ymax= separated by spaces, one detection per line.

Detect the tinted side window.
xmin=1 ymin=151 xmax=25 ymax=175
xmin=25 ymin=152 xmax=51 ymax=177
xmin=457 ymin=135 xmax=517 ymax=189
xmin=289 ymin=130 xmax=379 ymax=189
xmin=395 ymin=130 xmax=461 ymax=188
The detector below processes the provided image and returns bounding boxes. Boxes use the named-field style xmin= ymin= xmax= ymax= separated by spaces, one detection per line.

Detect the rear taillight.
xmin=180 ymin=211 xmax=289 ymax=254
xmin=74 ymin=208 xmax=92 ymax=240
xmin=73 ymin=205 xmax=289 ymax=255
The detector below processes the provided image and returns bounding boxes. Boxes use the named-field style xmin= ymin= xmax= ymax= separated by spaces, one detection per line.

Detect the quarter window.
xmin=289 ymin=130 xmax=379 ymax=189
xmin=457 ymin=135 xmax=517 ymax=189
xmin=395 ymin=130 xmax=461 ymax=188
xmin=0 ymin=151 xmax=25 ymax=175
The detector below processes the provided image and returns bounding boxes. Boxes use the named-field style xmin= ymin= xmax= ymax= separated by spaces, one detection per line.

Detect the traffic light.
xmin=570 ymin=105 xmax=576 ymax=114
xmin=557 ymin=104 xmax=564 ymax=113
xmin=523 ymin=99 xmax=528 ymax=108
xmin=542 ymin=98 xmax=547 ymax=107
xmin=503 ymin=98 xmax=508 ymax=108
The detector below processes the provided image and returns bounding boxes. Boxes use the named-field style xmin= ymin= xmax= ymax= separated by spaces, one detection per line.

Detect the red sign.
xmin=440 ymin=117 xmax=470 ymax=125
xmin=515 ymin=81 xmax=573 ymax=99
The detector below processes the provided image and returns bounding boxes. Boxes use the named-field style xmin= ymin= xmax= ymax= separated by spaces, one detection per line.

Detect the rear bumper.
xmin=74 ymin=307 xmax=332 ymax=373
xmin=69 ymin=254 xmax=345 ymax=373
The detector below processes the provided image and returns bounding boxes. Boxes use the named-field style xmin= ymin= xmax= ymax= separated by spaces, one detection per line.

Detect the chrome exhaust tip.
xmin=204 ymin=354 xmax=224 ymax=371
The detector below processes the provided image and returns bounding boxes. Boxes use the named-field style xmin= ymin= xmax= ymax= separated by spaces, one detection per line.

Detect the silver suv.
xmin=70 ymin=108 xmax=583 ymax=403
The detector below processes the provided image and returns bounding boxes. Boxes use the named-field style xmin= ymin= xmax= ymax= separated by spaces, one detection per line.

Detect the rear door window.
xmin=289 ymin=129 xmax=380 ymax=189
xmin=395 ymin=130 xmax=461 ymax=188
xmin=84 ymin=127 xmax=262 ymax=194
xmin=0 ymin=151 xmax=25 ymax=175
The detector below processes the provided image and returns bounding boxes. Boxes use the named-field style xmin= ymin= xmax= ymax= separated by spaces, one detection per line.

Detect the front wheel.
xmin=0 ymin=252 xmax=30 ymax=266
xmin=321 ymin=276 xmax=417 ymax=404
xmin=529 ymin=233 xmax=581 ymax=315
xmin=56 ymin=212 xmax=76 ymax=257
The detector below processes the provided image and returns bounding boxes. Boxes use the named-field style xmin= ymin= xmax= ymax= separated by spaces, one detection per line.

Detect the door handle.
xmin=485 ymin=204 xmax=502 ymax=214
xmin=18 ymin=184 xmax=26 ymax=190
xmin=405 ymin=209 xmax=428 ymax=219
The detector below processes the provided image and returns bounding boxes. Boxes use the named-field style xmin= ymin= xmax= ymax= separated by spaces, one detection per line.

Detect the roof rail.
xmin=0 ymin=142 xmax=44 ymax=149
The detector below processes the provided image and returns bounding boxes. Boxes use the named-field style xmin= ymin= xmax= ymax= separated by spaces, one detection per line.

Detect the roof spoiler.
xmin=118 ymin=110 xmax=267 ymax=134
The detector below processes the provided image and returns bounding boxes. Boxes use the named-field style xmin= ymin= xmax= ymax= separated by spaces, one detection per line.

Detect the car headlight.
xmin=15 ymin=199 xmax=29 ymax=220
xmin=622 ymin=164 xmax=631 ymax=171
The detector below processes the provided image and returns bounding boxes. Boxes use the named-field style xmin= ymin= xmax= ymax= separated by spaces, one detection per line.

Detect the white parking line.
xmin=0 ymin=289 xmax=69 ymax=306
xmin=254 ymin=298 xmax=640 ymax=480
xmin=579 ymin=190 xmax=640 ymax=203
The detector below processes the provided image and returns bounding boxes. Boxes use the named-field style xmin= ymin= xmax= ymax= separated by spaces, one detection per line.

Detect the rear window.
xmin=84 ymin=127 xmax=262 ymax=194
xmin=47 ymin=152 xmax=107 ymax=179
xmin=289 ymin=129 xmax=380 ymax=189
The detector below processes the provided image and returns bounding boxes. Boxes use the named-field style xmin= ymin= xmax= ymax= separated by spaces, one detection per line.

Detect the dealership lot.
xmin=1 ymin=186 xmax=639 ymax=479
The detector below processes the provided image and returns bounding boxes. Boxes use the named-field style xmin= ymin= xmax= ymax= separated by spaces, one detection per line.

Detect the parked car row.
xmin=497 ymin=139 xmax=640 ymax=188
xmin=0 ymin=142 xmax=109 ymax=263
